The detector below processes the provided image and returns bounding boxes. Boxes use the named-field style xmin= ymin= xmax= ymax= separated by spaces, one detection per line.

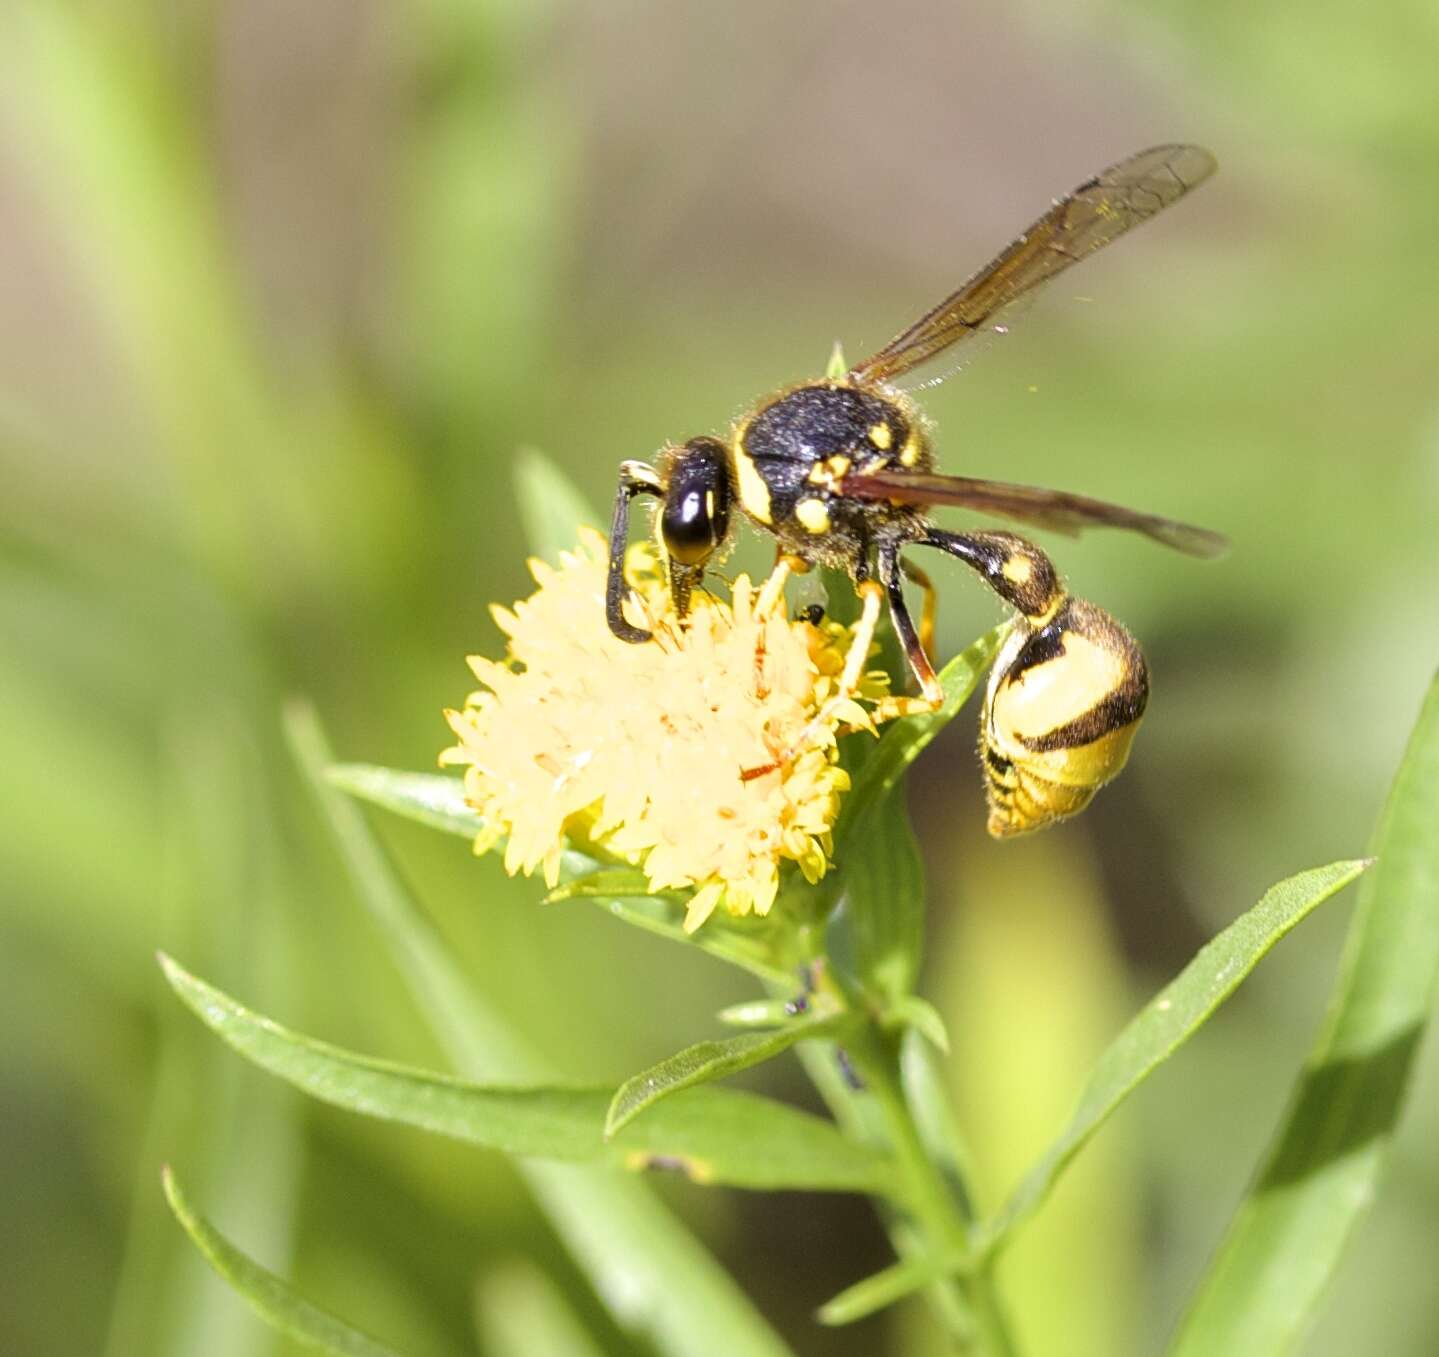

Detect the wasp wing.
xmin=847 ymin=144 xmax=1217 ymax=388
xmin=842 ymin=468 xmax=1229 ymax=558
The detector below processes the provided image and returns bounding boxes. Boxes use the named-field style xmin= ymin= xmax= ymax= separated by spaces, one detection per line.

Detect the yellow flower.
xmin=440 ymin=528 xmax=893 ymax=931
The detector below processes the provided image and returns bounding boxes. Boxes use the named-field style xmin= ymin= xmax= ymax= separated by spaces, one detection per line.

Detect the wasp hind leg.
xmin=872 ymin=545 xmax=945 ymax=722
xmin=899 ymin=557 xmax=938 ymax=665
xmin=606 ymin=460 xmax=665 ymax=643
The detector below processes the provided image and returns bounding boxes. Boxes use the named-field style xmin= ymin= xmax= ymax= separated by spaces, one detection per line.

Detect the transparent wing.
xmin=842 ymin=468 xmax=1229 ymax=558
xmin=847 ymin=145 xmax=1217 ymax=387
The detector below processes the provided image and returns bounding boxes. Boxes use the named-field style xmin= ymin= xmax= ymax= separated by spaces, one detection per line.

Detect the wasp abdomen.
xmin=981 ymin=597 xmax=1149 ymax=837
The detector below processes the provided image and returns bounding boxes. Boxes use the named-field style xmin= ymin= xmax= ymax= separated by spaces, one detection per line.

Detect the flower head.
xmin=441 ymin=529 xmax=892 ymax=930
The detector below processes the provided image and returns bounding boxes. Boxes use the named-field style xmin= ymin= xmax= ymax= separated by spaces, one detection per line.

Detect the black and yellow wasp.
xmin=605 ymin=145 xmax=1225 ymax=835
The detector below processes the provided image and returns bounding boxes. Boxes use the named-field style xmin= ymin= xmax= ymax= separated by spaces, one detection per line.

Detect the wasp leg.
xmin=750 ymin=553 xmax=813 ymax=700
xmin=899 ymin=558 xmax=937 ymax=664
xmin=606 ymin=460 xmax=665 ymax=643
xmin=871 ymin=544 xmax=944 ymax=721
xmin=918 ymin=527 xmax=1065 ymax=623
xmin=755 ymin=551 xmax=811 ymax=621
xmin=740 ymin=579 xmax=887 ymax=782
xmin=829 ymin=578 xmax=885 ymax=724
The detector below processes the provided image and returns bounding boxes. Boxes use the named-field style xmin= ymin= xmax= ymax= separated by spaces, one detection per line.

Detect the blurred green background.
xmin=3 ymin=1 xmax=1437 ymax=1354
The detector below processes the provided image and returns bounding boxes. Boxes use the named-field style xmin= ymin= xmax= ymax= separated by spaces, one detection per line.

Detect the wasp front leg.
xmin=606 ymin=459 xmax=665 ymax=644
xmin=739 ymin=571 xmax=886 ymax=783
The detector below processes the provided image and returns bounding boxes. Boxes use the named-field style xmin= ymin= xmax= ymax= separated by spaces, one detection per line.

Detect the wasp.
xmin=605 ymin=145 xmax=1225 ymax=835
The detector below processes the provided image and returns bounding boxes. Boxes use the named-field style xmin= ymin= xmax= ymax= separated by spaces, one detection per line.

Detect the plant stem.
xmin=845 ymin=1023 xmax=1020 ymax=1357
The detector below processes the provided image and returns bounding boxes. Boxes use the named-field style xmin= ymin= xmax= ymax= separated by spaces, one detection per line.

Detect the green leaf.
xmin=838 ymin=624 xmax=1007 ymax=843
xmin=977 ymin=859 xmax=1371 ymax=1260
xmin=161 ymin=1166 xmax=406 ymax=1357
xmin=899 ymin=1027 xmax=979 ymax=1222
xmin=817 ymin=1257 xmax=935 ymax=1327
xmin=325 ymin=765 xmax=485 ymax=839
xmin=605 ymin=1015 xmax=855 ymax=1136
xmin=514 ymin=446 xmax=603 ymax=565
xmin=717 ymin=998 xmax=800 ymax=1028
xmin=888 ymin=995 xmax=951 ymax=1053
xmin=829 ymin=788 xmax=925 ymax=1002
xmin=542 ymin=867 xmax=657 ymax=901
xmin=813 ymin=863 xmax=1371 ymax=1328
xmin=106 ymin=718 xmax=303 ymax=1357
xmin=1171 ymin=676 xmax=1439 ymax=1356
xmin=289 ymin=704 xmax=800 ymax=1357
xmin=327 ymin=762 xmax=797 ymax=986
xmin=476 ymin=1262 xmax=609 ymax=1357
xmin=570 ymin=890 xmax=795 ymax=986
xmin=827 ymin=626 xmax=1005 ymax=1003
xmin=789 ymin=1037 xmax=977 ymax=1345
xmin=161 ymin=954 xmax=893 ymax=1196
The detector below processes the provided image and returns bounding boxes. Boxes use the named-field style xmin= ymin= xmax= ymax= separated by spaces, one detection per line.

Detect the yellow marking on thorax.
xmin=990 ymin=631 xmax=1126 ymax=745
xmin=898 ymin=432 xmax=922 ymax=467
xmin=795 ymin=497 xmax=831 ymax=534
xmin=806 ymin=454 xmax=853 ymax=490
xmin=867 ymin=423 xmax=892 ymax=451
xmin=1002 ymin=554 xmax=1033 ymax=587
xmin=733 ymin=445 xmax=772 ymax=524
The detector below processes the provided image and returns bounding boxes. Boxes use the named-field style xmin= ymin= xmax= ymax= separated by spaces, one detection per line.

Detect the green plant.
xmin=158 ymin=459 xmax=1439 ymax=1356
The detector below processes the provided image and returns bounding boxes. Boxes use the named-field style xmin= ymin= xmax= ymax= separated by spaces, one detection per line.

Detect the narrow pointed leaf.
xmin=899 ymin=1029 xmax=980 ymax=1225
xmin=289 ymin=704 xmax=797 ymax=1357
xmin=161 ymin=955 xmax=892 ymax=1195
xmin=543 ymin=868 xmax=657 ymax=901
xmin=1171 ymin=676 xmax=1439 ymax=1356
xmin=514 ymin=446 xmax=603 ymax=565
xmin=718 ymin=999 xmax=801 ymax=1028
xmin=161 ymin=1167 xmax=406 ymax=1357
xmin=606 ymin=1015 xmax=855 ymax=1136
xmin=551 ymin=879 xmax=798 ymax=987
xmin=818 ymin=1256 xmax=939 ymax=1327
xmin=326 ymin=765 xmax=485 ymax=839
xmin=977 ymin=859 xmax=1371 ymax=1259
xmin=829 ymin=783 xmax=925 ymax=1002
xmin=838 ymin=624 xmax=1006 ymax=842
xmin=476 ymin=1263 xmax=609 ymax=1357
xmin=827 ymin=627 xmax=1005 ymax=1003
xmin=889 ymin=995 xmax=951 ymax=1053
xmin=328 ymin=763 xmax=795 ymax=985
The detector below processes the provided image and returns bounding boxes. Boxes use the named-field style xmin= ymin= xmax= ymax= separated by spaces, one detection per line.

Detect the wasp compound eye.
xmin=661 ymin=437 xmax=732 ymax=567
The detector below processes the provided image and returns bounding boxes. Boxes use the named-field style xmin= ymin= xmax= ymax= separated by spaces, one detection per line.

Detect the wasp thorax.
xmin=980 ymin=596 xmax=1149 ymax=837
xmin=661 ymin=437 xmax=732 ymax=567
